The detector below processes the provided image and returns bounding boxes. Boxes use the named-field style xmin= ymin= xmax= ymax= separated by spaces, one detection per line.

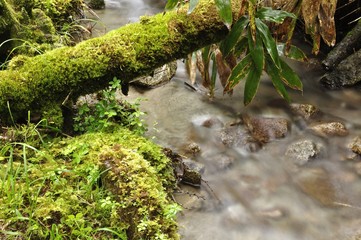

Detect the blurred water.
xmin=94 ymin=1 xmax=361 ymax=239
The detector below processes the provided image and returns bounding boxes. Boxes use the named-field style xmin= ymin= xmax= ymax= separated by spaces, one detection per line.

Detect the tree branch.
xmin=0 ymin=0 xmax=242 ymax=124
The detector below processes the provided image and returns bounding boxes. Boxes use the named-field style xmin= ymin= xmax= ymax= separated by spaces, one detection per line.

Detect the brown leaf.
xmin=214 ymin=48 xmax=231 ymax=88
xmin=196 ymin=50 xmax=210 ymax=88
xmin=301 ymin=0 xmax=322 ymax=54
xmin=301 ymin=0 xmax=321 ymax=31
xmin=318 ymin=0 xmax=337 ymax=46
xmin=186 ymin=53 xmax=197 ymax=85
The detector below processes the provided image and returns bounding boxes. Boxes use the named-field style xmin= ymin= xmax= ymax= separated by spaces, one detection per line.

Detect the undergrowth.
xmin=74 ymin=77 xmax=147 ymax=135
xmin=0 ymin=79 xmax=180 ymax=239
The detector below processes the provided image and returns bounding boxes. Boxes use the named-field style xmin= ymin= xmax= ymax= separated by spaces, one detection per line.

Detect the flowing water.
xmin=92 ymin=1 xmax=361 ymax=239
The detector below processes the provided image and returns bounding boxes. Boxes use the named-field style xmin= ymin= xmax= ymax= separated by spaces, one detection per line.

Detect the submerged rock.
xmin=285 ymin=139 xmax=323 ymax=165
xmin=242 ymin=115 xmax=290 ymax=143
xmin=201 ymin=117 xmax=224 ymax=129
xmin=295 ymin=168 xmax=341 ymax=207
xmin=182 ymin=142 xmax=201 ymax=156
xmin=309 ymin=121 xmax=349 ymax=137
xmin=131 ymin=61 xmax=177 ymax=88
xmin=216 ymin=125 xmax=260 ymax=152
xmin=289 ymin=103 xmax=320 ymax=121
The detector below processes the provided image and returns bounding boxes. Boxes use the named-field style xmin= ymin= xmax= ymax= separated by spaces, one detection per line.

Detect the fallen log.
xmin=322 ymin=19 xmax=361 ymax=71
xmin=0 ymin=0 xmax=241 ymax=125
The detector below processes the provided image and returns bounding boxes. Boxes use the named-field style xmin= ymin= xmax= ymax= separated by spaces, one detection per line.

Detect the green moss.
xmin=40 ymin=101 xmax=64 ymax=129
xmin=0 ymin=0 xmax=237 ymax=124
xmin=0 ymin=125 xmax=180 ymax=239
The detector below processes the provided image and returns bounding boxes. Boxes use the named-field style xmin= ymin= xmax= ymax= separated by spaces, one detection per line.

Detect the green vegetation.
xmin=74 ymin=77 xmax=147 ymax=135
xmin=0 ymin=80 xmax=180 ymax=239
xmin=169 ymin=0 xmax=305 ymax=104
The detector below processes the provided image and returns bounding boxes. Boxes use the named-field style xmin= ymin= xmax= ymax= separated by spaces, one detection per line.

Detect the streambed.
xmin=93 ymin=1 xmax=361 ymax=239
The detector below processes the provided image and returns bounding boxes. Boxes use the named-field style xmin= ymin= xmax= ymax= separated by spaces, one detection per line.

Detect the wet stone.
xmin=216 ymin=125 xmax=260 ymax=152
xmin=349 ymin=136 xmax=361 ymax=155
xmin=309 ymin=121 xmax=349 ymax=137
xmin=289 ymin=103 xmax=320 ymax=121
xmin=242 ymin=115 xmax=289 ymax=143
xmin=131 ymin=61 xmax=177 ymax=88
xmin=181 ymin=159 xmax=205 ymax=187
xmin=183 ymin=142 xmax=201 ymax=155
xmin=201 ymin=117 xmax=224 ymax=128
xmin=285 ymin=139 xmax=323 ymax=166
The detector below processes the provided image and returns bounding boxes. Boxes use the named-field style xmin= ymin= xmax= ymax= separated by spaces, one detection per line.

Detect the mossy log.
xmin=0 ymin=0 xmax=241 ymax=125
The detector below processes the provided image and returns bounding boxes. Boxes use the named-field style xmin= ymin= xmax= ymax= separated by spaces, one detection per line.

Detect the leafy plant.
xmin=74 ymin=77 xmax=147 ymax=134
xmin=168 ymin=0 xmax=306 ymax=105
xmin=220 ymin=3 xmax=304 ymax=105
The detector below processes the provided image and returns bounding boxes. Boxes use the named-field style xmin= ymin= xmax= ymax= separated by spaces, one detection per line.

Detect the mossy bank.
xmin=0 ymin=125 xmax=180 ymax=239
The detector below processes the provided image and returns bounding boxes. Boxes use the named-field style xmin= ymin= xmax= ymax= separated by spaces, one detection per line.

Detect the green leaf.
xmin=202 ymin=45 xmax=211 ymax=63
xmin=165 ymin=0 xmax=179 ymax=11
xmin=224 ymin=53 xmax=252 ymax=93
xmin=210 ymin=53 xmax=218 ymax=97
xmin=244 ymin=61 xmax=262 ymax=105
xmin=265 ymin=57 xmax=290 ymax=102
xmin=255 ymin=18 xmax=281 ymax=68
xmin=248 ymin=0 xmax=256 ymax=5
xmin=220 ymin=16 xmax=249 ymax=56
xmin=277 ymin=43 xmax=308 ymax=62
xmin=255 ymin=7 xmax=296 ymax=23
xmin=279 ymin=59 xmax=303 ymax=90
xmin=188 ymin=0 xmax=200 ymax=14
xmin=233 ymin=37 xmax=248 ymax=56
xmin=214 ymin=0 xmax=233 ymax=29
xmin=248 ymin=28 xmax=264 ymax=71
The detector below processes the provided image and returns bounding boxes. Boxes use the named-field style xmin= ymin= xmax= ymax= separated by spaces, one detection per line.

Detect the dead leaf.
xmin=318 ymin=0 xmax=337 ymax=46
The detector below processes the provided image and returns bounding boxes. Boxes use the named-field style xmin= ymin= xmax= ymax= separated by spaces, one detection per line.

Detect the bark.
xmin=322 ymin=19 xmax=361 ymax=71
xmin=0 ymin=0 xmax=242 ymax=125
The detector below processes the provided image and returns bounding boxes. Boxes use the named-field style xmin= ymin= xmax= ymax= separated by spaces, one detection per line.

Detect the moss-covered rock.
xmin=0 ymin=0 xmax=85 ymax=63
xmin=0 ymin=126 xmax=180 ymax=239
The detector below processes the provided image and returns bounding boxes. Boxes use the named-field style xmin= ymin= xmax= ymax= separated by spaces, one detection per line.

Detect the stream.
xmin=93 ymin=1 xmax=361 ymax=239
